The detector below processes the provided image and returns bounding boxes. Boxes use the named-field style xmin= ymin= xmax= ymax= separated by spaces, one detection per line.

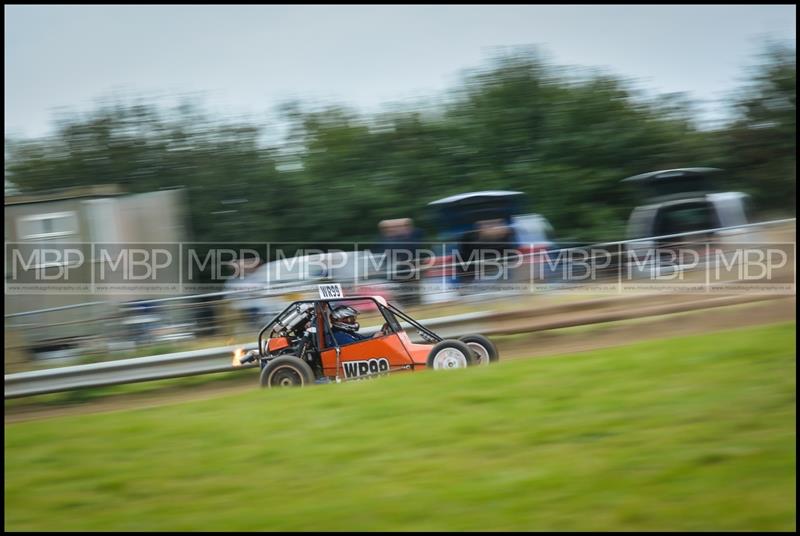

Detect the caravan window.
xmin=17 ymin=212 xmax=79 ymax=240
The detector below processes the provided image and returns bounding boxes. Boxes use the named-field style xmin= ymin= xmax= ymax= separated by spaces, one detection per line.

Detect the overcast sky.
xmin=4 ymin=4 xmax=796 ymax=139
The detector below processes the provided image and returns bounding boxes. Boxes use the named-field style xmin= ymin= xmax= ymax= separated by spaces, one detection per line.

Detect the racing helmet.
xmin=331 ymin=305 xmax=360 ymax=333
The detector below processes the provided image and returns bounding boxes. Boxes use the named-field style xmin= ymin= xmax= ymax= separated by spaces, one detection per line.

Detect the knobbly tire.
xmin=260 ymin=356 xmax=315 ymax=388
xmin=459 ymin=334 xmax=499 ymax=366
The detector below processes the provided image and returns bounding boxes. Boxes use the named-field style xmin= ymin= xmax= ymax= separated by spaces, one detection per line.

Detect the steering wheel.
xmin=379 ymin=323 xmax=391 ymax=336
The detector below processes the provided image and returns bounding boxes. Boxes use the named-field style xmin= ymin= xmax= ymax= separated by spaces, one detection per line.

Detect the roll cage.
xmin=257 ymin=296 xmax=443 ymax=358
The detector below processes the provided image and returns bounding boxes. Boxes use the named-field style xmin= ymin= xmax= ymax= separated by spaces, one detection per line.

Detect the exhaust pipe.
xmin=233 ymin=348 xmax=259 ymax=366
xmin=239 ymin=350 xmax=258 ymax=365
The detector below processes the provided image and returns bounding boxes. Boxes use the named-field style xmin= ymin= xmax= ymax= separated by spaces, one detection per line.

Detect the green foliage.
xmin=5 ymin=45 xmax=795 ymax=245
xmin=720 ymin=43 xmax=796 ymax=213
xmin=4 ymin=322 xmax=796 ymax=531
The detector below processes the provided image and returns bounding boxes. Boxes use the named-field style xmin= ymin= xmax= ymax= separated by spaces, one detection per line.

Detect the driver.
xmin=330 ymin=305 xmax=385 ymax=345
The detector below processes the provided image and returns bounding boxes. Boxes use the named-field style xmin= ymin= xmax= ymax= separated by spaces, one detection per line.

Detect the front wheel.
xmin=426 ymin=340 xmax=475 ymax=370
xmin=459 ymin=334 xmax=499 ymax=366
xmin=260 ymin=356 xmax=315 ymax=388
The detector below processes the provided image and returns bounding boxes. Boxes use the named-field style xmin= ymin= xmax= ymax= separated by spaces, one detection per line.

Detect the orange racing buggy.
xmin=238 ymin=294 xmax=498 ymax=388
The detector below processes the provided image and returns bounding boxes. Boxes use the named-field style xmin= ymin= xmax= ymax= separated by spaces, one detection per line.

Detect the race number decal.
xmin=342 ymin=358 xmax=390 ymax=379
xmin=318 ymin=283 xmax=343 ymax=299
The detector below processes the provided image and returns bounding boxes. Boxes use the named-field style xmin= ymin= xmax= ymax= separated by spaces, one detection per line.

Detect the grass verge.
xmin=4 ymin=322 xmax=796 ymax=531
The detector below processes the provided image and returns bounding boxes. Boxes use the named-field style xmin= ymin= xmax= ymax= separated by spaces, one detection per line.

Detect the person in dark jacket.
xmin=329 ymin=305 xmax=385 ymax=345
xmin=378 ymin=218 xmax=425 ymax=305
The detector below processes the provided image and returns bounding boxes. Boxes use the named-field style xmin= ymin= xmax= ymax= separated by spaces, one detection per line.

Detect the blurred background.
xmin=3 ymin=5 xmax=796 ymax=532
xmin=3 ymin=5 xmax=796 ymax=371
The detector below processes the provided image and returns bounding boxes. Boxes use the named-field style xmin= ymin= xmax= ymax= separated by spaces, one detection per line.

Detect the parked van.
xmin=624 ymin=168 xmax=750 ymax=247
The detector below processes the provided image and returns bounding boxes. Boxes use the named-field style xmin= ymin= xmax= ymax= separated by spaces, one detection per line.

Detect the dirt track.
xmin=5 ymin=295 xmax=794 ymax=424
xmin=497 ymin=295 xmax=795 ymax=358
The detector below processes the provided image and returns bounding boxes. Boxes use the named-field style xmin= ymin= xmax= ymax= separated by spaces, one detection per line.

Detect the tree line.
xmin=5 ymin=44 xmax=795 ymax=245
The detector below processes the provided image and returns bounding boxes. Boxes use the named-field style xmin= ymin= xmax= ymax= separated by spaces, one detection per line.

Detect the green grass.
xmin=4 ymin=323 xmax=796 ymax=531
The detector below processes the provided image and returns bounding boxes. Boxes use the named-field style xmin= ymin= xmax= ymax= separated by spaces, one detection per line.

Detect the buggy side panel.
xmin=397 ymin=331 xmax=434 ymax=365
xmin=320 ymin=333 xmax=416 ymax=379
xmin=267 ymin=337 xmax=291 ymax=353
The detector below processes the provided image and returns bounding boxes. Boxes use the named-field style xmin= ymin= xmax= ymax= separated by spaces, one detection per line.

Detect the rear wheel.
xmin=426 ymin=340 xmax=474 ymax=370
xmin=260 ymin=356 xmax=315 ymax=388
xmin=459 ymin=334 xmax=499 ymax=366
